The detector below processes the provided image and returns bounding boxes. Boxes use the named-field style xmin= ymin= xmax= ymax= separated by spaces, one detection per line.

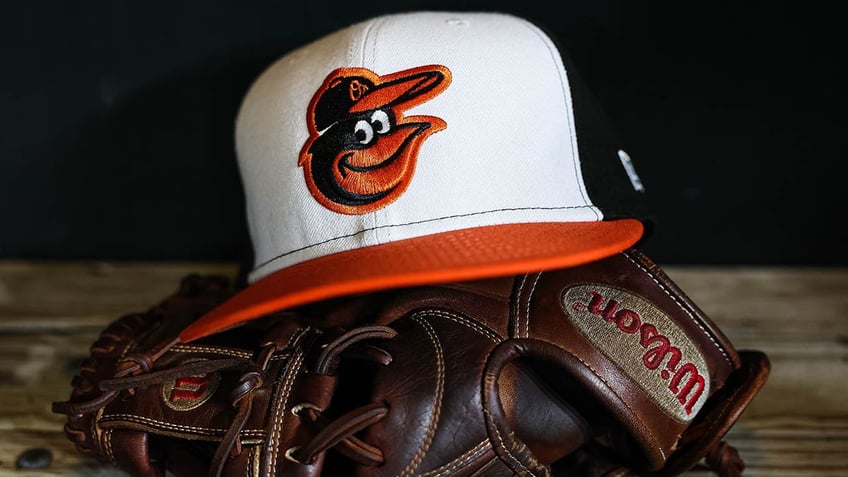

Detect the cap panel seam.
xmin=367 ymin=15 xmax=388 ymax=67
xmin=518 ymin=18 xmax=600 ymax=221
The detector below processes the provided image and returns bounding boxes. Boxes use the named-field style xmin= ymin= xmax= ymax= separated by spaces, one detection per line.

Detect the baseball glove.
xmin=54 ymin=249 xmax=769 ymax=477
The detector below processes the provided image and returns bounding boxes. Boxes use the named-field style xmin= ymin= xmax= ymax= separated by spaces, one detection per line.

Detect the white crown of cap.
xmin=236 ymin=11 xmax=600 ymax=283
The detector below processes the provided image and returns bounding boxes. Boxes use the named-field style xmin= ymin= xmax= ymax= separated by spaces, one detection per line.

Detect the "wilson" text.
xmin=574 ymin=291 xmax=707 ymax=415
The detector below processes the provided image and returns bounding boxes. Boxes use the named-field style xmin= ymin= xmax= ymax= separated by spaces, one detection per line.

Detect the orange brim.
xmin=180 ymin=219 xmax=643 ymax=342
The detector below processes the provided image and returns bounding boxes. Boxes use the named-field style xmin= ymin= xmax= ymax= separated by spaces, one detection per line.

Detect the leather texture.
xmin=54 ymin=249 xmax=769 ymax=476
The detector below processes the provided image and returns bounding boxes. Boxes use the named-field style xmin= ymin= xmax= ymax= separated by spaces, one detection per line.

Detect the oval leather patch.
xmin=561 ymin=284 xmax=710 ymax=422
xmin=161 ymin=360 xmax=220 ymax=411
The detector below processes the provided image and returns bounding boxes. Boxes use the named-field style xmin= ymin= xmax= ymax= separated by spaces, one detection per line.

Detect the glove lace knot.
xmin=705 ymin=440 xmax=745 ymax=477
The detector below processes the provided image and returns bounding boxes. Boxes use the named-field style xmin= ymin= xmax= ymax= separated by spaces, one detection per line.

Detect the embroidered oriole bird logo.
xmin=299 ymin=65 xmax=451 ymax=215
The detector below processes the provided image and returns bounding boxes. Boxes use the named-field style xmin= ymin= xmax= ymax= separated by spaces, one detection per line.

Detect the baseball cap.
xmin=181 ymin=11 xmax=648 ymax=342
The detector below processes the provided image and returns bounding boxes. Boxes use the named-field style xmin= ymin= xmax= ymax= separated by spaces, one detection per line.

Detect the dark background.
xmin=2 ymin=1 xmax=844 ymax=267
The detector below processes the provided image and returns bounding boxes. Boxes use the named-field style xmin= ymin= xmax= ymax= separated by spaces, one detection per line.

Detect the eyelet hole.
xmin=285 ymin=446 xmax=306 ymax=464
xmin=291 ymin=402 xmax=322 ymax=417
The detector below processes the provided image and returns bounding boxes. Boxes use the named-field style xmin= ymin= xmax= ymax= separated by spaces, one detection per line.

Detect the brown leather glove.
xmin=54 ymin=249 xmax=768 ymax=476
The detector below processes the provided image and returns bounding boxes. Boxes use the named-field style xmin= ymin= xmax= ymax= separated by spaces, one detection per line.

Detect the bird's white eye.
xmin=370 ymin=109 xmax=391 ymax=134
xmin=354 ymin=120 xmax=374 ymax=144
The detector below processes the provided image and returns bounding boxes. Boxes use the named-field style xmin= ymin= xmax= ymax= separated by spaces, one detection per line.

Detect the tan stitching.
xmin=398 ymin=315 xmax=446 ymax=477
xmin=100 ymin=414 xmax=264 ymax=437
xmin=423 ymin=309 xmax=502 ymax=343
xmin=419 ymin=440 xmax=491 ymax=477
xmin=513 ymin=274 xmax=528 ymax=338
xmin=268 ymin=353 xmax=304 ymax=474
xmin=267 ymin=342 xmax=305 ymax=475
xmin=119 ymin=341 xmax=132 ymax=361
xmin=286 ymin=327 xmax=310 ymax=349
xmin=103 ymin=429 xmax=115 ymax=464
xmin=524 ymin=272 xmax=542 ymax=339
xmin=170 ymin=344 xmax=253 ymax=359
xmin=482 ymin=407 xmax=539 ymax=476
xmin=622 ymin=253 xmax=733 ymax=368
xmin=252 ymin=445 xmax=261 ymax=477
xmin=566 ymin=347 xmax=667 ymax=460
xmin=168 ymin=344 xmax=291 ymax=363
xmin=101 ymin=414 xmax=223 ymax=433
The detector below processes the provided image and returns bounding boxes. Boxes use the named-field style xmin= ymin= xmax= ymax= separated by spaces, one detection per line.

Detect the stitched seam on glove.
xmin=419 ymin=440 xmax=491 ymax=477
xmin=399 ymin=314 xmax=446 ymax=477
xmin=103 ymin=428 xmax=115 ymax=465
xmin=267 ymin=344 xmax=307 ymax=475
xmin=622 ymin=253 xmax=733 ymax=368
xmin=512 ymin=274 xmax=529 ymax=338
xmin=423 ymin=309 xmax=502 ymax=343
xmin=100 ymin=414 xmax=264 ymax=437
xmin=171 ymin=345 xmax=254 ymax=359
xmin=565 ymin=349 xmax=667 ymax=461
xmin=524 ymin=272 xmax=543 ymax=339
xmin=483 ymin=406 xmax=542 ymax=477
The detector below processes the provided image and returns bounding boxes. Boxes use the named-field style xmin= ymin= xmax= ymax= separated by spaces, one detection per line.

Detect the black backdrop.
xmin=2 ymin=1 xmax=845 ymax=267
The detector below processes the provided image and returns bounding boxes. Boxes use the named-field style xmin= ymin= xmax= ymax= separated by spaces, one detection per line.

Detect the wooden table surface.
xmin=0 ymin=261 xmax=845 ymax=476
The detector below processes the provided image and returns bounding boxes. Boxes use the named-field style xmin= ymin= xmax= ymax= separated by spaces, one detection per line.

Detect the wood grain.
xmin=0 ymin=261 xmax=845 ymax=476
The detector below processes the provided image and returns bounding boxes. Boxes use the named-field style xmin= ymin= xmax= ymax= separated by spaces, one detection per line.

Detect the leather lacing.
xmin=54 ymin=322 xmax=746 ymax=477
xmin=54 ymin=350 xmax=274 ymax=477
xmin=52 ymin=325 xmax=398 ymax=477
xmin=286 ymin=401 xmax=388 ymax=466
xmin=281 ymin=326 xmax=397 ymax=469
xmin=703 ymin=440 xmax=746 ymax=477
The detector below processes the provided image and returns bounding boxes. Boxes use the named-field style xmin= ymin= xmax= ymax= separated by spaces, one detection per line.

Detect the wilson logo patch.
xmin=561 ymin=284 xmax=710 ymax=422
xmin=161 ymin=365 xmax=220 ymax=411
xmin=299 ymin=65 xmax=451 ymax=215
